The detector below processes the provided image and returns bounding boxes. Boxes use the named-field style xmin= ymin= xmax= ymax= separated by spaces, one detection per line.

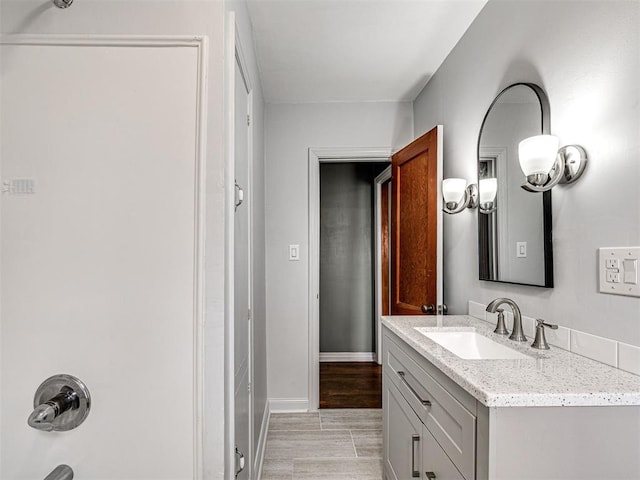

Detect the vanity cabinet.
xmin=383 ymin=328 xmax=481 ymax=480
xmin=383 ymin=321 xmax=640 ymax=480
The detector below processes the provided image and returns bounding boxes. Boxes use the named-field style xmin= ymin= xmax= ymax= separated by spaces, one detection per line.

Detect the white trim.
xmin=0 ymin=34 xmax=208 ymax=47
xmin=374 ymin=166 xmax=392 ymax=366
xmin=319 ymin=352 xmax=377 ymax=362
xmin=435 ymin=125 xmax=444 ymax=311
xmin=193 ymin=35 xmax=209 ymax=480
xmin=268 ymin=398 xmax=310 ymax=413
xmin=253 ymin=401 xmax=271 ymax=480
xmin=308 ymin=147 xmax=392 ymax=411
xmin=224 ymin=13 xmax=237 ymax=480
xmin=0 ymin=34 xmax=209 ymax=479
xmin=234 ymin=25 xmax=255 ymax=480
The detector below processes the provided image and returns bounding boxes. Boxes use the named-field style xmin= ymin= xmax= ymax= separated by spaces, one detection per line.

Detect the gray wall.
xmin=265 ymin=102 xmax=413 ymax=402
xmin=320 ymin=162 xmax=386 ymax=353
xmin=413 ymin=0 xmax=640 ymax=346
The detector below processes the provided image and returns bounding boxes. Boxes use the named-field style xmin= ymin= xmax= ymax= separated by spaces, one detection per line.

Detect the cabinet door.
xmin=384 ymin=375 xmax=423 ymax=480
xmin=422 ymin=425 xmax=464 ymax=480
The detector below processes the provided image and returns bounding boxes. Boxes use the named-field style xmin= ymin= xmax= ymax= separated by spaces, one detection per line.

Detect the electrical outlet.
xmin=599 ymin=247 xmax=640 ymax=297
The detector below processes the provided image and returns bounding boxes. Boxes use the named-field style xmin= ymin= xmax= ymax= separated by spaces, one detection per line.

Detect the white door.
xmin=0 ymin=40 xmax=203 ymax=478
xmin=234 ymin=55 xmax=252 ymax=479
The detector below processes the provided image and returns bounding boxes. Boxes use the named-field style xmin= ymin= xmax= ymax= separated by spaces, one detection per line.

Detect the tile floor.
xmin=261 ymin=409 xmax=384 ymax=480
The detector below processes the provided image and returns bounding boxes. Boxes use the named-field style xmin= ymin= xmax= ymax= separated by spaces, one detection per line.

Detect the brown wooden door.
xmin=391 ymin=126 xmax=439 ymax=315
xmin=381 ymin=179 xmax=391 ymax=316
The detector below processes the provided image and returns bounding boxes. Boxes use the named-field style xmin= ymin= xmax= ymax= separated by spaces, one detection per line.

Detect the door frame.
xmin=308 ymin=147 xmax=392 ymax=411
xmin=225 ymin=14 xmax=254 ymax=479
xmin=479 ymin=147 xmax=508 ymax=280
xmin=374 ymin=166 xmax=392 ymax=365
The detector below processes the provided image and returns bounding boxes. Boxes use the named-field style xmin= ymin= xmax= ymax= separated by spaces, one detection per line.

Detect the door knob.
xmin=234 ymin=181 xmax=244 ymax=211
xmin=421 ymin=304 xmax=435 ymax=314
xmin=235 ymin=447 xmax=245 ymax=477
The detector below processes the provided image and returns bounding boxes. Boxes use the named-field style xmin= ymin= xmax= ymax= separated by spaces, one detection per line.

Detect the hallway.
xmin=261 ymin=410 xmax=383 ymax=479
xmin=320 ymin=363 xmax=382 ymax=409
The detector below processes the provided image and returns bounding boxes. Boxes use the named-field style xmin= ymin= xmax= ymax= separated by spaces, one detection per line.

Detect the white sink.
xmin=415 ymin=329 xmax=530 ymax=360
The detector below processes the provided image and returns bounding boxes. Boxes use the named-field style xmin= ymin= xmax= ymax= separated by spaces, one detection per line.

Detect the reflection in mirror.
xmin=477 ymin=83 xmax=553 ymax=287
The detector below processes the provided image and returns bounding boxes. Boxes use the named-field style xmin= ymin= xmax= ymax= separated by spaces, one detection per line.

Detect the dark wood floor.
xmin=319 ymin=362 xmax=382 ymax=409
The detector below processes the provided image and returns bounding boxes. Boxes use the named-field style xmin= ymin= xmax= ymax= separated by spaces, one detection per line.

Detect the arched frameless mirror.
xmin=477 ymin=83 xmax=553 ymax=287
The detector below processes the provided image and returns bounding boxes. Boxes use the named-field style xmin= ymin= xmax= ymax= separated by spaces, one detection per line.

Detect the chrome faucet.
xmin=27 ymin=374 xmax=91 ymax=432
xmin=28 ymin=387 xmax=80 ymax=431
xmin=486 ymin=298 xmax=527 ymax=342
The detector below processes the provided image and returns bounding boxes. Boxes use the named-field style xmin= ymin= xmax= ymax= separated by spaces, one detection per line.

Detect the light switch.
xmin=599 ymin=247 xmax=640 ymax=297
xmin=289 ymin=244 xmax=300 ymax=261
xmin=623 ymin=259 xmax=638 ymax=284
xmin=516 ymin=242 xmax=527 ymax=258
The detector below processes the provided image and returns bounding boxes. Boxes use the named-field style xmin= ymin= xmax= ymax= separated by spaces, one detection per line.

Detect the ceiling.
xmin=246 ymin=0 xmax=488 ymax=103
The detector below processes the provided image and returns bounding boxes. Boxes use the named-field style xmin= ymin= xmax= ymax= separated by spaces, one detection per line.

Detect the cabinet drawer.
xmin=422 ymin=425 xmax=465 ymax=480
xmin=385 ymin=334 xmax=476 ymax=480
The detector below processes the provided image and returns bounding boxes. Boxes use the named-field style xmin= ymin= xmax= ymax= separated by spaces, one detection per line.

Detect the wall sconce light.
xmin=478 ymin=178 xmax=497 ymax=214
xmin=518 ymin=135 xmax=587 ymax=192
xmin=442 ymin=178 xmax=477 ymax=214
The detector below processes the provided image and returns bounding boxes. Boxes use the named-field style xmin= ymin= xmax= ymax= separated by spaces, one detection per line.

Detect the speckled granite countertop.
xmin=382 ymin=315 xmax=640 ymax=408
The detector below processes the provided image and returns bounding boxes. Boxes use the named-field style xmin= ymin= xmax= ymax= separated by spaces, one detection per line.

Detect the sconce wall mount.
xmin=443 ymin=179 xmax=478 ymax=215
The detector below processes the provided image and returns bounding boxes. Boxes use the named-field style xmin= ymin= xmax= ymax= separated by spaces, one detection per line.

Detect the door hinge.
xmin=247 ymin=114 xmax=251 ymax=126
xmin=247 ymin=308 xmax=252 ymax=321
xmin=247 ymin=382 xmax=251 ymax=394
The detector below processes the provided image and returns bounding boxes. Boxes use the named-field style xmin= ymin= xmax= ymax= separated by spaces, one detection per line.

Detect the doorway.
xmin=318 ymin=162 xmax=387 ymax=408
xmin=308 ymin=148 xmax=392 ymax=411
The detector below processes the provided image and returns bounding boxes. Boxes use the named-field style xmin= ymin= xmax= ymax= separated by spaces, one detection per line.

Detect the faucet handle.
xmin=531 ymin=319 xmax=558 ymax=349
xmin=493 ymin=308 xmax=509 ymax=335
xmin=536 ymin=319 xmax=558 ymax=330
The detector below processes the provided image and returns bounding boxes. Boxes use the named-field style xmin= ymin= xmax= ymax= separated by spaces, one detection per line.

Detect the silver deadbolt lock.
xmin=28 ymin=374 xmax=91 ymax=432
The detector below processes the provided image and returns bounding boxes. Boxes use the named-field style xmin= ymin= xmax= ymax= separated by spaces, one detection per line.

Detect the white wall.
xmin=413 ymin=0 xmax=640 ymax=346
xmin=265 ymin=102 xmax=413 ymax=403
xmin=1 ymin=42 xmax=201 ymax=478
xmin=1 ymin=0 xmax=227 ymax=476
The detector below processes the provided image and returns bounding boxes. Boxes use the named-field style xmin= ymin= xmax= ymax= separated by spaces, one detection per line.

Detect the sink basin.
xmin=415 ymin=329 xmax=530 ymax=360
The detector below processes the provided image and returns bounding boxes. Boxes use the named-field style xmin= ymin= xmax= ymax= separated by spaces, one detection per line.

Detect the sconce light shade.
xmin=518 ymin=135 xmax=588 ymax=193
xmin=479 ymin=178 xmax=497 ymax=214
xmin=479 ymin=178 xmax=497 ymax=204
xmin=518 ymin=135 xmax=560 ymax=179
xmin=442 ymin=178 xmax=478 ymax=214
xmin=442 ymin=178 xmax=467 ymax=205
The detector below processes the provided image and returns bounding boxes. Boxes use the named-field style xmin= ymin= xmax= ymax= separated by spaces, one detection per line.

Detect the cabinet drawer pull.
xmin=425 ymin=472 xmax=436 ymax=479
xmin=411 ymin=434 xmax=420 ymax=478
xmin=398 ymin=371 xmax=431 ymax=407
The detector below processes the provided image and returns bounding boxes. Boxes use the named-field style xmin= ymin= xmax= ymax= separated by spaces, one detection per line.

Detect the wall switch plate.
xmin=599 ymin=247 xmax=640 ymax=297
xmin=2 ymin=178 xmax=36 ymax=195
xmin=288 ymin=244 xmax=300 ymax=261
xmin=516 ymin=242 xmax=527 ymax=258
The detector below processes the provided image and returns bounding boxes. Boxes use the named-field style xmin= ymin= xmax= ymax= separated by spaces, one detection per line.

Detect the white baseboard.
xmin=254 ymin=402 xmax=270 ymax=480
xmin=268 ymin=398 xmax=309 ymax=413
xmin=319 ymin=352 xmax=376 ymax=362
